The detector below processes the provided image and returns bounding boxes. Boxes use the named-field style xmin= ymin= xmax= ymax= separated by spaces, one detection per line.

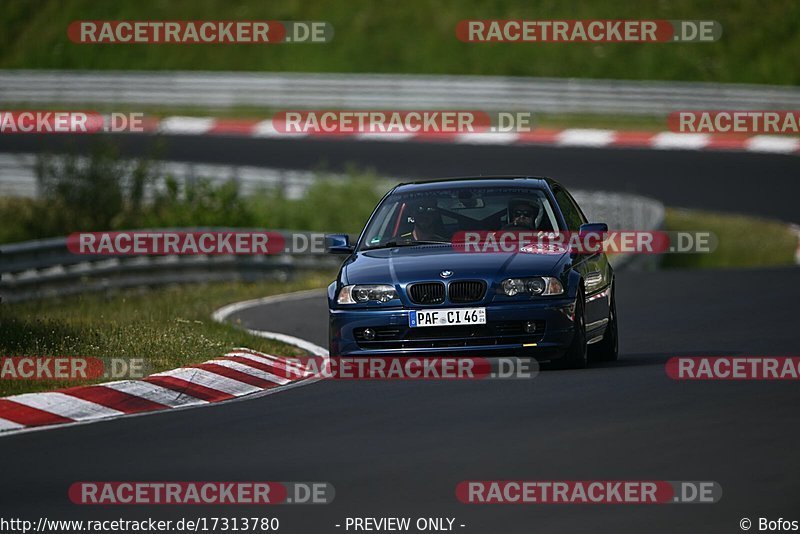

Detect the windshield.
xmin=360 ymin=186 xmax=560 ymax=250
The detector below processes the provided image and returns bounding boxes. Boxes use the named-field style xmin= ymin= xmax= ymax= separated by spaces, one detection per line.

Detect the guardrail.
xmin=573 ymin=190 xmax=665 ymax=271
xmin=0 ymin=153 xmax=340 ymax=199
xmin=1 ymin=70 xmax=799 ymax=116
xmin=0 ymin=230 xmax=343 ymax=303
xmin=0 ymin=191 xmax=664 ymax=303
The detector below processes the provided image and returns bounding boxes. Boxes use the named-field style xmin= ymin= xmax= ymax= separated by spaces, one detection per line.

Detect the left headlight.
xmin=501 ymin=276 xmax=564 ymax=296
xmin=337 ymin=284 xmax=399 ymax=304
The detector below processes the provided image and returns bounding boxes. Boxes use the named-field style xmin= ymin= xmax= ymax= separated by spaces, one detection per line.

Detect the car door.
xmin=552 ymin=186 xmax=612 ymax=328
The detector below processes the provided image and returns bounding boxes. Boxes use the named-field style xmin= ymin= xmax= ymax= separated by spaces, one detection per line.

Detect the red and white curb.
xmin=0 ymin=290 xmax=328 ymax=436
xmin=130 ymin=117 xmax=800 ymax=155
xmin=0 ymin=349 xmax=309 ymax=434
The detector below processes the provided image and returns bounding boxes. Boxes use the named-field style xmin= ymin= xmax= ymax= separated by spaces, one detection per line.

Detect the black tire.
xmin=556 ymin=289 xmax=587 ymax=369
xmin=589 ymin=285 xmax=619 ymax=362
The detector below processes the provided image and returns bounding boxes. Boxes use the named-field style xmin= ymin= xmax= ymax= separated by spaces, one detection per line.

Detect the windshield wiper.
xmin=365 ymin=239 xmax=450 ymax=250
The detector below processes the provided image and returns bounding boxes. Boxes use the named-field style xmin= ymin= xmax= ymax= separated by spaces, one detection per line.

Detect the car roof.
xmin=393 ymin=176 xmax=555 ymax=193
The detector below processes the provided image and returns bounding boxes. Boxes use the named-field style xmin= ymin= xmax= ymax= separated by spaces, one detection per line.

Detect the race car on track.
xmin=325 ymin=177 xmax=618 ymax=368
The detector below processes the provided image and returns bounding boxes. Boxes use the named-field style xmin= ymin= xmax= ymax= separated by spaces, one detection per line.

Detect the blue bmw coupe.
xmin=326 ymin=177 xmax=618 ymax=369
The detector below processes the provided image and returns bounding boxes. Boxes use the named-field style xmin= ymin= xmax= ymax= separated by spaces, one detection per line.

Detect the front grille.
xmin=448 ymin=280 xmax=486 ymax=303
xmin=408 ymin=282 xmax=445 ymax=304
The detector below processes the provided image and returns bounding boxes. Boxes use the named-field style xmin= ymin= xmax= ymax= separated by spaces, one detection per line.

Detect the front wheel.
xmin=556 ymin=290 xmax=587 ymax=369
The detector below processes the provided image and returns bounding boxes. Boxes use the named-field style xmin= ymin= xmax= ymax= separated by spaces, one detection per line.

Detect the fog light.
xmin=363 ymin=328 xmax=376 ymax=341
xmin=523 ymin=321 xmax=537 ymax=334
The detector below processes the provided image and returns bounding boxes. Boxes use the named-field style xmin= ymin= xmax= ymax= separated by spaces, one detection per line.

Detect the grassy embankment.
xmin=0 ymin=273 xmax=334 ymax=397
xmin=2 ymin=0 xmax=797 ymax=84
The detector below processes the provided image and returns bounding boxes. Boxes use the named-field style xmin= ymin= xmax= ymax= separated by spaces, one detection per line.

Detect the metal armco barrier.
xmin=0 ymin=230 xmax=343 ymax=303
xmin=1 ymin=70 xmax=799 ymax=115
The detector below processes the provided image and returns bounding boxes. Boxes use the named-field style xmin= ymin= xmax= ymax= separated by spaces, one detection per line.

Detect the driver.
xmin=502 ymin=198 xmax=540 ymax=230
xmin=401 ymin=198 xmax=448 ymax=241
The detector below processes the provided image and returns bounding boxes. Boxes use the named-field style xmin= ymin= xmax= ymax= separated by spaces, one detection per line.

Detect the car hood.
xmin=342 ymin=244 xmax=568 ymax=285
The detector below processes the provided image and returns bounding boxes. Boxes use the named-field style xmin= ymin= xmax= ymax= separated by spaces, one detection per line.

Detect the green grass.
xmin=662 ymin=208 xmax=797 ymax=269
xmin=534 ymin=114 xmax=666 ymax=131
xmin=0 ymin=273 xmax=334 ymax=396
xmin=0 ymin=0 xmax=798 ymax=85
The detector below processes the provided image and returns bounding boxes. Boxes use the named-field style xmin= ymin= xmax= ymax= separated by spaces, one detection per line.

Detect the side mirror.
xmin=326 ymin=234 xmax=355 ymax=254
xmin=578 ymin=222 xmax=608 ymax=237
xmin=575 ymin=223 xmax=608 ymax=256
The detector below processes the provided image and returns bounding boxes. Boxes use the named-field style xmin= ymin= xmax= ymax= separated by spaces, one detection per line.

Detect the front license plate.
xmin=409 ymin=307 xmax=487 ymax=327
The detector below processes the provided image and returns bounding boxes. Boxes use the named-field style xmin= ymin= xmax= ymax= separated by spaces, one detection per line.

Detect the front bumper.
xmin=329 ymin=298 xmax=576 ymax=361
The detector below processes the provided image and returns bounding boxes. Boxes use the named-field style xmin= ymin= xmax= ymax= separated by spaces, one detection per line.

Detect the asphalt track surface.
xmin=0 ymin=137 xmax=799 ymax=533
xmin=0 ymin=133 xmax=798 ymax=222
xmin=0 ymin=269 xmax=798 ymax=533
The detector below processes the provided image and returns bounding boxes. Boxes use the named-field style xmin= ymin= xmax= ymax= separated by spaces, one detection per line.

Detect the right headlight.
xmin=337 ymin=284 xmax=399 ymax=304
xmin=501 ymin=276 xmax=564 ymax=296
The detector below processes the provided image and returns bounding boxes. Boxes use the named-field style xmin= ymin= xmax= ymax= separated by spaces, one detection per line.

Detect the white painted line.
xmin=158 ymin=116 xmax=215 ymax=135
xmin=454 ymin=132 xmax=521 ymax=145
xmin=103 ymin=380 xmax=207 ymax=408
xmin=212 ymin=289 xmax=325 ymax=324
xmin=244 ymin=328 xmax=329 ymax=357
xmin=149 ymin=368 xmax=261 ymax=396
xmin=213 ymin=290 xmax=329 ymax=358
xmin=557 ymin=129 xmax=616 ymax=147
xmin=206 ymin=359 xmax=291 ymax=385
xmin=252 ymin=119 xmax=307 ymax=138
xmin=745 ymin=136 xmax=800 ymax=154
xmin=356 ymin=132 xmax=416 ymax=142
xmin=7 ymin=392 xmax=124 ymax=421
xmin=651 ymin=132 xmax=710 ymax=150
xmin=0 ymin=418 xmax=24 ymax=431
xmin=213 ymin=290 xmax=329 ymax=357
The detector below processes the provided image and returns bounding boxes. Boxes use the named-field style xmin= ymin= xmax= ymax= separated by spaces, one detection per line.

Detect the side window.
xmin=564 ymin=190 xmax=588 ymax=226
xmin=553 ymin=188 xmax=585 ymax=231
